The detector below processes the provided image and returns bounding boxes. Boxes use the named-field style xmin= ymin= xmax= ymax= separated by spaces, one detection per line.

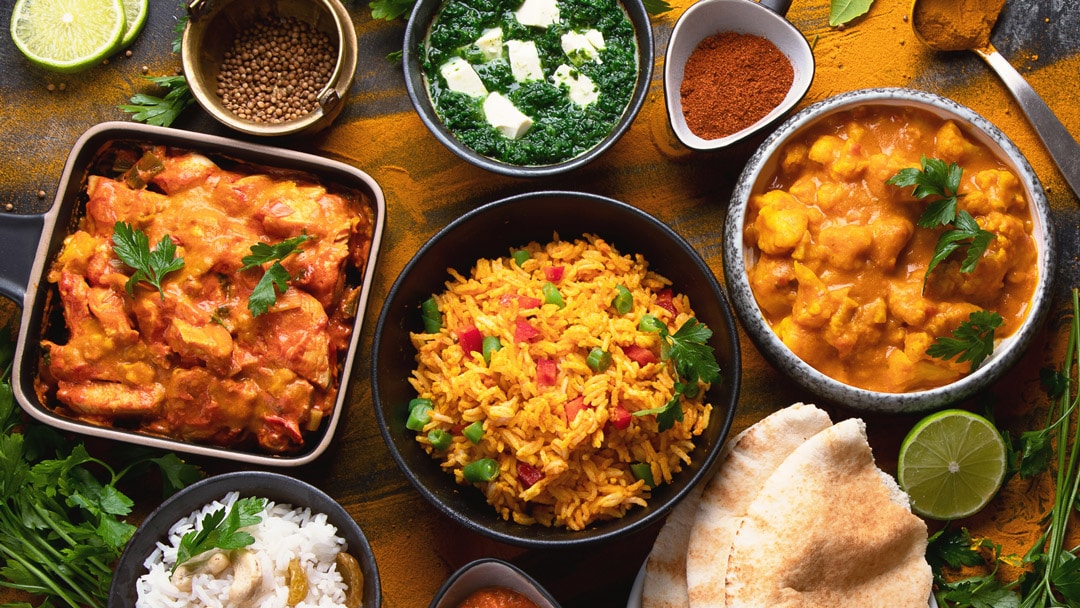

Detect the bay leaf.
xmin=829 ymin=0 xmax=874 ymax=26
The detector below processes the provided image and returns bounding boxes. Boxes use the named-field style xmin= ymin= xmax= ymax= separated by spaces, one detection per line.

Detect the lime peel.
xmin=10 ymin=0 xmax=127 ymax=73
xmin=897 ymin=408 xmax=1007 ymax=520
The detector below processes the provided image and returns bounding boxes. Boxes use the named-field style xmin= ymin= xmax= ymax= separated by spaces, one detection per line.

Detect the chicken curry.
xmin=37 ymin=144 xmax=374 ymax=453
xmin=744 ymin=104 xmax=1039 ymax=393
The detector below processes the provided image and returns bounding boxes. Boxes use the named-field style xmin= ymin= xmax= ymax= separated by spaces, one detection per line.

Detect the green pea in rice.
xmin=408 ymin=234 xmax=713 ymax=530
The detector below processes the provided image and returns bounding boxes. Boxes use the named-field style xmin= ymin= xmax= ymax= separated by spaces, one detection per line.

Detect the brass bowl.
xmin=181 ymin=0 xmax=358 ymax=137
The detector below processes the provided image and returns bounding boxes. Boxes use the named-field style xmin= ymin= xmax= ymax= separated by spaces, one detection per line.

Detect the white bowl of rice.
xmin=108 ymin=471 xmax=380 ymax=608
xmin=371 ymin=191 xmax=741 ymax=548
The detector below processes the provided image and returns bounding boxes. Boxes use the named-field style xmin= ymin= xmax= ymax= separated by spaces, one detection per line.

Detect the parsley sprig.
xmin=118 ymin=75 xmax=196 ymax=128
xmin=112 ymin=221 xmax=186 ymax=300
xmin=173 ymin=496 xmax=267 ymax=573
xmin=926 ymin=310 xmax=1003 ymax=373
xmin=633 ymin=316 xmax=721 ymax=432
xmin=240 ymin=235 xmax=312 ymax=317
xmin=887 ymin=155 xmax=995 ymax=286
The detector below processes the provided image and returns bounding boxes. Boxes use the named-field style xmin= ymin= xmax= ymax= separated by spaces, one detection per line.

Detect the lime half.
xmin=10 ymin=0 xmax=126 ymax=73
xmin=118 ymin=0 xmax=148 ymax=48
xmin=898 ymin=409 xmax=1007 ymax=520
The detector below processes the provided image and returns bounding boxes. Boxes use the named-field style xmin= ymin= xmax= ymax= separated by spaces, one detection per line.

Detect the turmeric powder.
xmin=912 ymin=0 xmax=1007 ymax=51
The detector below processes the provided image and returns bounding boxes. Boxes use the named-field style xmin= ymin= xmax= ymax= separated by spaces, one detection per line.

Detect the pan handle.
xmin=0 ymin=213 xmax=45 ymax=304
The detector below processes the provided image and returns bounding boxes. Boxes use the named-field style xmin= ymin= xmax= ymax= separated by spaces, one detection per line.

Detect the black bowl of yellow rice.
xmin=372 ymin=191 xmax=740 ymax=548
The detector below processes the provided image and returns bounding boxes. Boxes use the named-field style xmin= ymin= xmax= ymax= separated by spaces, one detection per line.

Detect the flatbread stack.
xmin=641 ymin=402 xmax=932 ymax=608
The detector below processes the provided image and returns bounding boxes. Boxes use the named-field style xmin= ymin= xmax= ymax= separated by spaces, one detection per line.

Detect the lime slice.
xmin=898 ymin=408 xmax=1007 ymax=520
xmin=10 ymin=0 xmax=126 ymax=73
xmin=118 ymin=0 xmax=147 ymax=48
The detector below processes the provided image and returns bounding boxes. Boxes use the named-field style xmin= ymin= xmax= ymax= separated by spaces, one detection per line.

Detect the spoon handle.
xmin=976 ymin=47 xmax=1080 ymax=200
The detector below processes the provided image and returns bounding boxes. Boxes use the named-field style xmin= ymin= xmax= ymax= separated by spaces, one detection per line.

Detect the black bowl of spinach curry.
xmin=403 ymin=0 xmax=652 ymax=176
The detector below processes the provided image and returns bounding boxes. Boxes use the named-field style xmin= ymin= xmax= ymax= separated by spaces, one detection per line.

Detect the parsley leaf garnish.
xmin=112 ymin=221 xmax=185 ymax=300
xmin=641 ymin=0 xmax=672 ymax=14
xmin=633 ymin=316 xmax=721 ymax=432
xmin=887 ymin=155 xmax=995 ymax=287
xmin=173 ymin=496 xmax=267 ymax=573
xmin=118 ymin=75 xmax=196 ymax=128
xmin=926 ymin=310 xmax=1003 ymax=373
xmin=370 ymin=0 xmax=419 ymax=20
xmin=240 ymin=234 xmax=312 ymax=317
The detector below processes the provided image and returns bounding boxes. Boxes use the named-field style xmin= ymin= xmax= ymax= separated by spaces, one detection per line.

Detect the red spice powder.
xmin=680 ymin=32 xmax=795 ymax=140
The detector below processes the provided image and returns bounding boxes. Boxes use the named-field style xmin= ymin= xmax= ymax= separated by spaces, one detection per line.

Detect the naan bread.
xmin=685 ymin=403 xmax=833 ymax=608
xmin=641 ymin=485 xmax=702 ymax=608
xmin=723 ymin=418 xmax=932 ymax=608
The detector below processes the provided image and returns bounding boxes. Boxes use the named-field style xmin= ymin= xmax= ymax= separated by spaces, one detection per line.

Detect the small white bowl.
xmin=664 ymin=0 xmax=814 ymax=151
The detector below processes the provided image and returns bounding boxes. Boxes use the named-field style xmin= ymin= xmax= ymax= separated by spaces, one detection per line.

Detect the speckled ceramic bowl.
xmin=723 ymin=87 xmax=1055 ymax=413
xmin=402 ymin=0 xmax=653 ymax=177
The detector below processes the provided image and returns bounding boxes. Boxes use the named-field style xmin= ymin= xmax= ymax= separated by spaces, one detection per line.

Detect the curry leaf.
xmin=828 ymin=0 xmax=875 ymax=26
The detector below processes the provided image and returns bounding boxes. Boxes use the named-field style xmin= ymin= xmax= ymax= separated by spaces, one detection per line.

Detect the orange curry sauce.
xmin=37 ymin=145 xmax=374 ymax=452
xmin=457 ymin=587 xmax=540 ymax=608
xmin=744 ymin=105 xmax=1038 ymax=393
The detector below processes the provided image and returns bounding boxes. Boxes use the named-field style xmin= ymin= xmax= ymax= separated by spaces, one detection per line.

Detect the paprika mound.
xmin=680 ymin=32 xmax=794 ymax=140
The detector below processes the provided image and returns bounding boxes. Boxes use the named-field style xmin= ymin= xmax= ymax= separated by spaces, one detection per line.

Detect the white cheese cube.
xmin=506 ymin=40 xmax=544 ymax=82
xmin=552 ymin=64 xmax=599 ymax=107
xmin=475 ymin=27 xmax=504 ymax=61
xmin=440 ymin=57 xmax=488 ymax=98
xmin=515 ymin=0 xmax=560 ymax=28
xmin=561 ymin=29 xmax=605 ymax=64
xmin=483 ymin=92 xmax=534 ymax=139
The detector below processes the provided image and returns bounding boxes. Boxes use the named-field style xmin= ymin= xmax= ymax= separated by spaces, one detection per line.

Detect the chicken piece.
xmin=165 ymin=318 xmax=235 ymax=373
xmin=239 ymin=289 xmax=333 ymax=389
xmin=148 ymin=151 xmax=220 ymax=194
xmin=57 ymin=379 xmax=165 ymax=416
xmin=84 ymin=176 xmax=167 ymax=230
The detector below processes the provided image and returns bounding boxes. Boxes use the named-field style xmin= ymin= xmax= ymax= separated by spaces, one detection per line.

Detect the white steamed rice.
xmin=135 ymin=492 xmax=351 ymax=608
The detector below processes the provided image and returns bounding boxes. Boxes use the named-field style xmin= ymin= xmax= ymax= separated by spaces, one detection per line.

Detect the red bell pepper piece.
xmin=564 ymin=396 xmax=587 ymax=422
xmin=655 ymin=288 xmax=677 ymax=315
xmin=544 ymin=266 xmax=565 ymax=282
xmin=610 ymin=405 xmax=632 ymax=430
xmin=514 ymin=318 xmax=541 ymax=343
xmin=456 ymin=324 xmax=483 ymax=354
xmin=499 ymin=293 xmax=542 ymax=309
xmin=517 ymin=462 xmax=544 ymax=489
xmin=624 ymin=345 xmax=658 ymax=366
xmin=537 ymin=358 xmax=558 ymax=387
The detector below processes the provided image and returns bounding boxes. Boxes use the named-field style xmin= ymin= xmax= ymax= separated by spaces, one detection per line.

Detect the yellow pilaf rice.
xmin=408 ymin=234 xmax=714 ymax=530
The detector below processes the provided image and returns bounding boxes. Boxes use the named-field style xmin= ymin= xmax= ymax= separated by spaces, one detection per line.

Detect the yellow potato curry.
xmin=37 ymin=145 xmax=374 ymax=453
xmin=744 ymin=105 xmax=1038 ymax=393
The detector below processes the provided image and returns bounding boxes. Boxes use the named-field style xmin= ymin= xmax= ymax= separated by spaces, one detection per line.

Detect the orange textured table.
xmin=1 ymin=0 xmax=1079 ymax=606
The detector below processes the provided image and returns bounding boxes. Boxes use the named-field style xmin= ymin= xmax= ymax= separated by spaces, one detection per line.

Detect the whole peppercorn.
xmin=216 ymin=16 xmax=336 ymax=124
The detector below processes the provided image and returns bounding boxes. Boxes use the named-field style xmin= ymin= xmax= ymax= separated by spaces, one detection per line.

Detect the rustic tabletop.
xmin=1 ymin=0 xmax=1079 ymax=606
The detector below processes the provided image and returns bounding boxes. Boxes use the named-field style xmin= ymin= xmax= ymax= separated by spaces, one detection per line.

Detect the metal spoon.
xmin=911 ymin=0 xmax=1080 ymax=200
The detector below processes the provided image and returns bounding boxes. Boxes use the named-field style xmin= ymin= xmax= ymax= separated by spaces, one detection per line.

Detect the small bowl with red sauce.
xmin=663 ymin=0 xmax=814 ymax=151
xmin=430 ymin=559 xmax=559 ymax=608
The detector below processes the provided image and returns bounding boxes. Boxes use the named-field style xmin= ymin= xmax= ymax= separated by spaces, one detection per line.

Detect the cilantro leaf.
xmin=174 ymin=496 xmax=267 ymax=572
xmin=118 ymin=75 xmax=196 ymax=128
xmin=937 ymin=574 xmax=1020 ymax=608
xmin=112 ymin=221 xmax=185 ymax=300
xmin=632 ymin=316 xmax=722 ymax=432
xmin=927 ymin=527 xmax=989 ymax=574
xmin=370 ymin=0 xmax=418 ymax=20
xmin=240 ymin=235 xmax=312 ymax=317
xmin=641 ymin=0 xmax=672 ymax=14
xmin=926 ymin=310 xmax=1003 ymax=372
xmin=889 ymin=156 xmax=996 ymax=286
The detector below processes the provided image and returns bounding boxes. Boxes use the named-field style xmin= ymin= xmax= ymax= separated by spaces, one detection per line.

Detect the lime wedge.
xmin=10 ymin=0 xmax=126 ymax=73
xmin=118 ymin=0 xmax=147 ymax=48
xmin=898 ymin=408 xmax=1007 ymax=520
